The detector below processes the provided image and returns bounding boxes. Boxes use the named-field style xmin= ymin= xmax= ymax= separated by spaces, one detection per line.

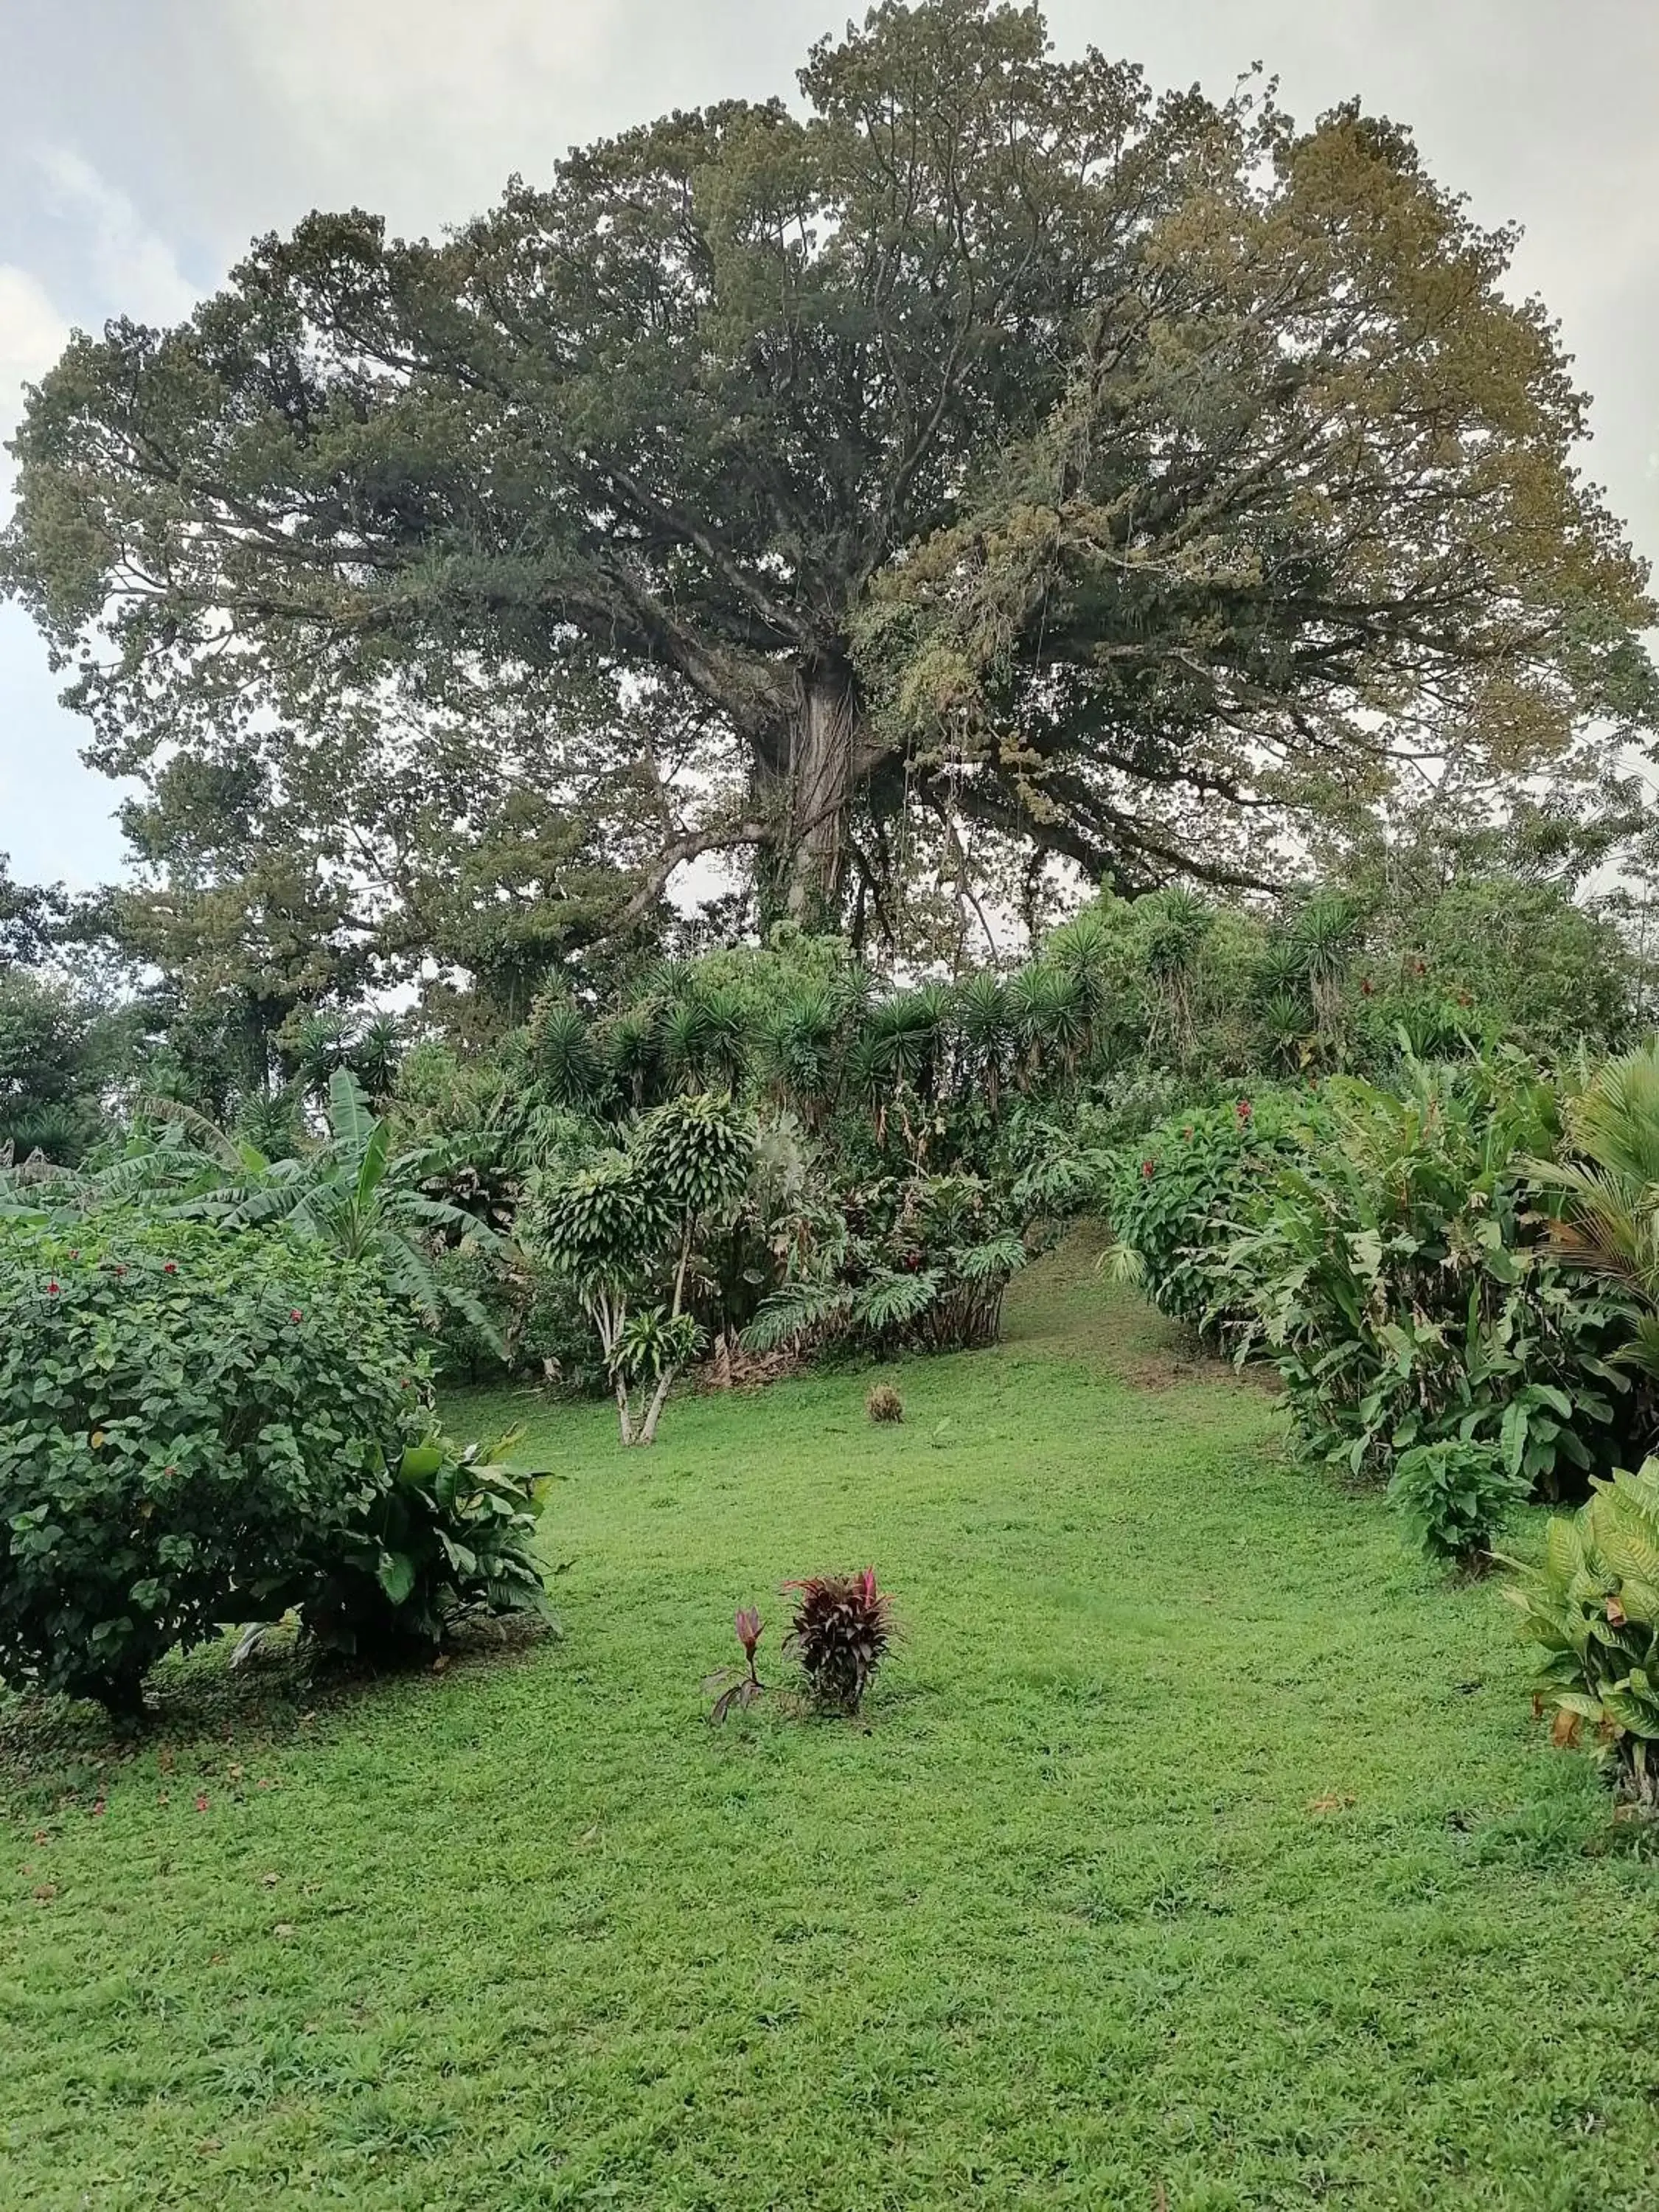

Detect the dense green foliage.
xmin=0 ymin=1217 xmax=550 ymax=1710
xmin=296 ymin=1428 xmax=552 ymax=1662
xmin=0 ymin=1220 xmax=425 ymax=1709
xmin=1107 ymin=1051 xmax=1651 ymax=1540
xmin=0 ymin=969 xmax=131 ymax=1166
xmin=1236 ymin=1058 xmax=1633 ymax=1490
xmin=1103 ymin=1090 xmax=1318 ymax=1338
xmin=1507 ymin=1458 xmax=1659 ymax=1804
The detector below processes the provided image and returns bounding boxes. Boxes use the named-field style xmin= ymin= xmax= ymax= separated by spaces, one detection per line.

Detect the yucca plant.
xmin=284 ymin=1009 xmax=349 ymax=1105
xmin=953 ymin=970 xmax=1012 ymax=1110
xmin=604 ymin=1007 xmax=664 ymax=1110
xmin=351 ymin=1012 xmax=405 ymax=1102
xmin=529 ymin=1091 xmax=755 ymax=1444
xmin=785 ymin=1567 xmax=895 ymax=1714
xmin=527 ymin=996 xmax=609 ymax=1111
xmin=1290 ymin=891 xmax=1366 ymax=1035
xmin=1506 ymin=1458 xmax=1659 ymax=1804
xmin=762 ymin=985 xmax=841 ymax=1124
xmin=661 ymin=986 xmax=751 ymax=1095
xmin=1137 ymin=887 xmax=1214 ymax=1059
xmin=862 ymin=990 xmax=946 ymax=1095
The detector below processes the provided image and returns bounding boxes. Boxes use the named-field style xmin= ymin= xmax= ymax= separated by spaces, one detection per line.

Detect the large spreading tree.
xmin=4 ymin=0 xmax=1653 ymax=983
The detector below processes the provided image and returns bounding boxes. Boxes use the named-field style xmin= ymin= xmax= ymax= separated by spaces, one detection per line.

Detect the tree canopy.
xmin=4 ymin=0 xmax=1652 ymax=995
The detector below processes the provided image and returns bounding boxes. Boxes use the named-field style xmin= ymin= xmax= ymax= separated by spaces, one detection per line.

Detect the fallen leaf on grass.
xmin=1551 ymin=1708 xmax=1583 ymax=1750
xmin=273 ymin=1923 xmax=296 ymax=1940
xmin=1307 ymin=1792 xmax=1357 ymax=1815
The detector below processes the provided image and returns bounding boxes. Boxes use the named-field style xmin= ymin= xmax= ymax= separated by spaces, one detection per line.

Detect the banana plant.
xmin=196 ymin=1071 xmax=507 ymax=1352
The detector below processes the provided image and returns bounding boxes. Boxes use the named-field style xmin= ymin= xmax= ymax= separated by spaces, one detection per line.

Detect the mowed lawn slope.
xmin=4 ymin=1239 xmax=1658 ymax=2211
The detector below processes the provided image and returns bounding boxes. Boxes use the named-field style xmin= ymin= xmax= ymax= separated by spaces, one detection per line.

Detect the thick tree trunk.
xmin=752 ymin=652 xmax=867 ymax=929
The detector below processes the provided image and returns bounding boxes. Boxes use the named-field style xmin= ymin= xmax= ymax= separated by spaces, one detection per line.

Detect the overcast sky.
xmin=1 ymin=0 xmax=1655 ymax=888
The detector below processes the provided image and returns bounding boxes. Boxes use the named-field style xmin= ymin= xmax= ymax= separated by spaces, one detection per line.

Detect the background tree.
xmin=7 ymin=1 xmax=1650 ymax=965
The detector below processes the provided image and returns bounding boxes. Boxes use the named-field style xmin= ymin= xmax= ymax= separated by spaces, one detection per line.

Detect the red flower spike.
xmin=1141 ymin=1159 xmax=1155 ymax=1179
xmin=1236 ymin=1097 xmax=1253 ymax=1121
xmin=163 ymin=1262 xmax=178 ymax=1276
xmin=194 ymin=1793 xmax=209 ymax=1812
xmin=734 ymin=1606 xmax=763 ymax=1658
xmin=289 ymin=1309 xmax=303 ymax=1324
xmin=46 ymin=1281 xmax=59 ymax=1296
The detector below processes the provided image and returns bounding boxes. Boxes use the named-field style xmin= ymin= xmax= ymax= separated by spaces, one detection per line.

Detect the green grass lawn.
xmin=5 ymin=1239 xmax=1659 ymax=2210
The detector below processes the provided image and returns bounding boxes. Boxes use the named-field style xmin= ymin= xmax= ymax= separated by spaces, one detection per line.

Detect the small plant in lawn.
xmin=706 ymin=1604 xmax=767 ymax=1722
xmin=1388 ymin=1440 xmax=1528 ymax=1569
xmin=866 ymin=1382 xmax=903 ymax=1424
xmin=293 ymin=1426 xmax=555 ymax=1661
xmin=785 ymin=1567 xmax=895 ymax=1714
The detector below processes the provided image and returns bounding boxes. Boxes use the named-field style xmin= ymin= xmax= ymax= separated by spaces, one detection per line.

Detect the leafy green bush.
xmin=1234 ymin=1054 xmax=1630 ymax=1489
xmin=1388 ymin=1441 xmax=1528 ymax=1567
xmin=293 ymin=1427 xmax=552 ymax=1659
xmin=1506 ymin=1460 xmax=1659 ymax=1804
xmin=742 ymin=1169 xmax=1029 ymax=1358
xmin=0 ymin=1218 xmax=427 ymax=1710
xmin=0 ymin=1215 xmax=554 ymax=1709
xmin=1104 ymin=1089 xmax=1319 ymax=1341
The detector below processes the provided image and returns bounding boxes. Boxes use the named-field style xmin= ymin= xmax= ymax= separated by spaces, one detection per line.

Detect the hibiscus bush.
xmin=0 ymin=1214 xmax=546 ymax=1712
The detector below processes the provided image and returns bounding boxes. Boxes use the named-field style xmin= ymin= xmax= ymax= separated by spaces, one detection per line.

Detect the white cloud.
xmin=0 ymin=263 xmax=69 ymax=448
xmin=227 ymin=0 xmax=627 ymax=229
xmin=35 ymin=147 xmax=199 ymax=327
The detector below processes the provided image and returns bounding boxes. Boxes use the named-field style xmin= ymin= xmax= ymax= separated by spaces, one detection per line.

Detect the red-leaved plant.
xmin=785 ymin=1567 xmax=895 ymax=1714
xmin=706 ymin=1604 xmax=767 ymax=1723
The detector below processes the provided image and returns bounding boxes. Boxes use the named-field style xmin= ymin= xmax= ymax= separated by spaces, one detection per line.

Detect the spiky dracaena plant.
xmin=785 ymin=1567 xmax=896 ymax=1714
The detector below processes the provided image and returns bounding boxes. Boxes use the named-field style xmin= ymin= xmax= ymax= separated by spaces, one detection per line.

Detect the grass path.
xmin=4 ymin=1242 xmax=1659 ymax=2208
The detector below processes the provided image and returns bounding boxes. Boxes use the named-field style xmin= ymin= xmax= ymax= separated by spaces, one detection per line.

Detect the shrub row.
xmin=1107 ymin=1049 xmax=1651 ymax=1562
